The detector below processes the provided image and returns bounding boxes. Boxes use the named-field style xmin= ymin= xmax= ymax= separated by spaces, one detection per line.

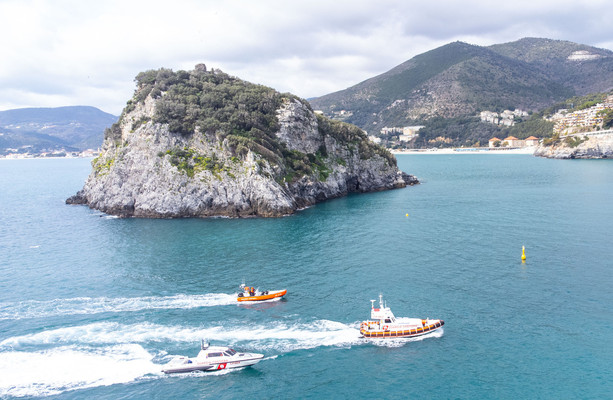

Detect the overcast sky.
xmin=1 ymin=0 xmax=613 ymax=115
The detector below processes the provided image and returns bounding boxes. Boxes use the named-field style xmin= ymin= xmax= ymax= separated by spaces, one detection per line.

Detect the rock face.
xmin=534 ymin=133 xmax=613 ymax=159
xmin=67 ymin=67 xmax=417 ymax=218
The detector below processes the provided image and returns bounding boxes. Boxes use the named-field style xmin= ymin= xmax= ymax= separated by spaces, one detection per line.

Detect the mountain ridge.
xmin=0 ymin=106 xmax=117 ymax=153
xmin=309 ymin=37 xmax=613 ymax=146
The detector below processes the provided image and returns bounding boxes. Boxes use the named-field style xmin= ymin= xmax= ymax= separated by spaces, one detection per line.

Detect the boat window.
xmin=225 ymin=349 xmax=237 ymax=356
xmin=207 ymin=352 xmax=223 ymax=358
xmin=385 ymin=319 xmax=391 ymax=323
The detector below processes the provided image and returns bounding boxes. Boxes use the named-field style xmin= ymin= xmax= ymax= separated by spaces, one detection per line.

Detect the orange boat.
xmin=237 ymin=284 xmax=287 ymax=302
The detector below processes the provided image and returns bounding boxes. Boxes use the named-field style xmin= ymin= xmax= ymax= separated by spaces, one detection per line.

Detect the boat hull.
xmin=162 ymin=355 xmax=264 ymax=374
xmin=237 ymin=289 xmax=287 ymax=302
xmin=360 ymin=320 xmax=444 ymax=338
xmin=162 ymin=364 xmax=214 ymax=374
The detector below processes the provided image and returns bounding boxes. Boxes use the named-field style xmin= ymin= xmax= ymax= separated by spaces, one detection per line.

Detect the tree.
xmin=601 ymin=109 xmax=613 ymax=129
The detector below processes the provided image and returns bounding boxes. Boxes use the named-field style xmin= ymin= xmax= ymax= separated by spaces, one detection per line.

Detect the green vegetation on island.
xmin=106 ymin=66 xmax=394 ymax=182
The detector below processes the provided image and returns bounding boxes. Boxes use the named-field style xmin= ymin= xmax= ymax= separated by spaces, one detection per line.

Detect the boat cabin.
xmin=370 ymin=295 xmax=396 ymax=323
xmin=196 ymin=340 xmax=241 ymax=360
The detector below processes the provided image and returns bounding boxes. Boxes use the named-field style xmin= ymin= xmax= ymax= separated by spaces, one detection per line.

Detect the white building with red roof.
xmin=525 ymin=136 xmax=540 ymax=146
xmin=489 ymin=137 xmax=502 ymax=147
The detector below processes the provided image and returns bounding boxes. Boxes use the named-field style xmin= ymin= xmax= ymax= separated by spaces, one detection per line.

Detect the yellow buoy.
xmin=521 ymin=246 xmax=526 ymax=262
xmin=405 ymin=213 xmax=409 ymax=217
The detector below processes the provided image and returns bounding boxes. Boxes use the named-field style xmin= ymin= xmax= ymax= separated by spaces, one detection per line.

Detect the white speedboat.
xmin=360 ymin=295 xmax=444 ymax=339
xmin=162 ymin=340 xmax=264 ymax=374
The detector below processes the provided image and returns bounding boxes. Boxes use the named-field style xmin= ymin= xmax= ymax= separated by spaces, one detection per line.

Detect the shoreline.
xmin=391 ymin=147 xmax=536 ymax=155
xmin=0 ymin=155 xmax=95 ymax=160
xmin=1 ymin=147 xmax=536 ymax=159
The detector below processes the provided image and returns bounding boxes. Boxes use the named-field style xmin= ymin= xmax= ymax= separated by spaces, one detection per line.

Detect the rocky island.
xmin=67 ymin=65 xmax=417 ymax=218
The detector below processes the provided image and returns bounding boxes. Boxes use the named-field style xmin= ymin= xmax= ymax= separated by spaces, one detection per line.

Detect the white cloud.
xmin=1 ymin=0 xmax=613 ymax=115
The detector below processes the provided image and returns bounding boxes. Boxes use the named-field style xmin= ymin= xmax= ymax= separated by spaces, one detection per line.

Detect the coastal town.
xmin=370 ymin=95 xmax=613 ymax=152
xmin=3 ymin=95 xmax=613 ymax=158
xmin=0 ymin=147 xmax=100 ymax=159
xmin=550 ymin=95 xmax=613 ymax=134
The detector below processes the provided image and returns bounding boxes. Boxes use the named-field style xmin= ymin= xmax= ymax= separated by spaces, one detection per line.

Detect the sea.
xmin=0 ymin=154 xmax=611 ymax=399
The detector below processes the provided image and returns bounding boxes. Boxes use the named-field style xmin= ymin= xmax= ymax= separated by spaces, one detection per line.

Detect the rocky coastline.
xmin=67 ymin=66 xmax=417 ymax=218
xmin=534 ymin=133 xmax=613 ymax=159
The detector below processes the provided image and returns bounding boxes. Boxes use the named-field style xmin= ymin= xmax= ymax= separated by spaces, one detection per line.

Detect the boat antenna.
xmin=370 ymin=299 xmax=375 ymax=309
xmin=201 ymin=339 xmax=209 ymax=350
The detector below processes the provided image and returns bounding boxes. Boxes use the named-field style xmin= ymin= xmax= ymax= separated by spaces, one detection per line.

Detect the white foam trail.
xmin=0 ymin=293 xmax=237 ymax=320
xmin=0 ymin=344 xmax=160 ymax=398
xmin=221 ymin=319 xmax=364 ymax=352
xmin=0 ymin=320 xmax=363 ymax=352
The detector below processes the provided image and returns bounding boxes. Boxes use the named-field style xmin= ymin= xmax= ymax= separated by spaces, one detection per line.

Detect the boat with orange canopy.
xmin=237 ymin=283 xmax=287 ymax=302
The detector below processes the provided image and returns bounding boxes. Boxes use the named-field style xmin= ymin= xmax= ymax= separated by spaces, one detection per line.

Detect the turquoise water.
xmin=0 ymin=155 xmax=611 ymax=399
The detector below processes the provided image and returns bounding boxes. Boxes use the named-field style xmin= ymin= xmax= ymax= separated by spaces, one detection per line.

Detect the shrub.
xmin=564 ymin=135 xmax=588 ymax=148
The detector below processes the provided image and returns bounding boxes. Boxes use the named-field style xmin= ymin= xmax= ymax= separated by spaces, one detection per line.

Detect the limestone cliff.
xmin=534 ymin=133 xmax=613 ymax=159
xmin=67 ymin=65 xmax=417 ymax=218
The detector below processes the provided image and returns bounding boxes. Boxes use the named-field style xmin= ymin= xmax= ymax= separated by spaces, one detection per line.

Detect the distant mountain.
xmin=309 ymin=38 xmax=613 ymax=146
xmin=489 ymin=38 xmax=613 ymax=95
xmin=0 ymin=106 xmax=117 ymax=153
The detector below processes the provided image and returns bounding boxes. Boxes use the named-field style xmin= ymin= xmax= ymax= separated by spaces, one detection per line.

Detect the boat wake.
xmin=0 ymin=320 xmax=443 ymax=397
xmin=0 ymin=293 xmax=237 ymax=320
xmin=0 ymin=344 xmax=160 ymax=398
xmin=0 ymin=320 xmax=363 ymax=351
xmin=0 ymin=319 xmax=359 ymax=397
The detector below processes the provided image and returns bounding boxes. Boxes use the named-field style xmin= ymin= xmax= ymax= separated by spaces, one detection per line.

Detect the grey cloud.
xmin=2 ymin=0 xmax=613 ymax=114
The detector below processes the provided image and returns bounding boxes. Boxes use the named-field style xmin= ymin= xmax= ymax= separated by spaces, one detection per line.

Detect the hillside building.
xmin=553 ymin=96 xmax=613 ymax=134
xmin=480 ymin=109 xmax=528 ymax=127
xmin=368 ymin=135 xmax=382 ymax=144
xmin=380 ymin=125 xmax=423 ymax=142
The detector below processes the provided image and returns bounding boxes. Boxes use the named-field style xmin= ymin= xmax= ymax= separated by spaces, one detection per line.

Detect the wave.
xmin=0 ymin=320 xmax=363 ymax=351
xmin=0 ymin=344 xmax=160 ymax=398
xmin=0 ymin=293 xmax=237 ymax=320
xmin=0 ymin=319 xmax=360 ymax=397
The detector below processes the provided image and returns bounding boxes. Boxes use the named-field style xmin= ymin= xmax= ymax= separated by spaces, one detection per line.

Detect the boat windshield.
xmin=223 ymin=349 xmax=237 ymax=356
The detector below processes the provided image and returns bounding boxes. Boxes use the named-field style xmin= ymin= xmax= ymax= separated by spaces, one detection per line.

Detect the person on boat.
xmin=250 ymin=287 xmax=255 ymax=296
